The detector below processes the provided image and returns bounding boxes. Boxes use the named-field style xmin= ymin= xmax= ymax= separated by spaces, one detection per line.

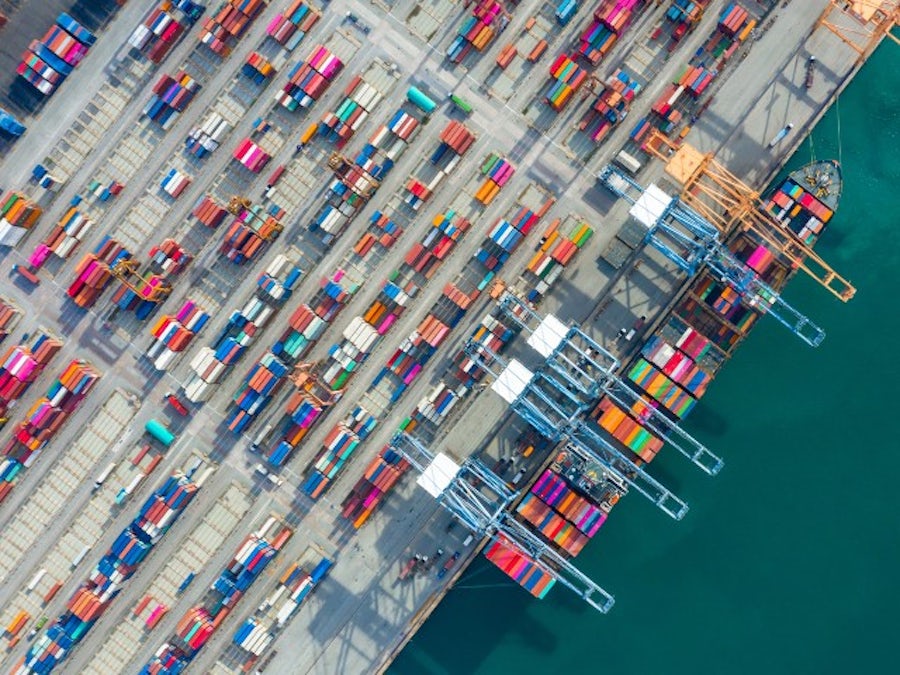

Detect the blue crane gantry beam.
xmin=597 ymin=165 xmax=826 ymax=347
xmin=463 ymin=341 xmax=689 ymax=520
xmin=496 ymin=293 xmax=725 ymax=476
xmin=389 ymin=432 xmax=616 ymax=612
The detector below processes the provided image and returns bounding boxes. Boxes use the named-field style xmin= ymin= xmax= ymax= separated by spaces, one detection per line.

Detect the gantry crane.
xmin=328 ymin=152 xmax=380 ymax=198
xmin=598 ymin=163 xmax=826 ymax=347
xmin=494 ymin=291 xmax=724 ymax=475
xmin=464 ymin=335 xmax=689 ymax=520
xmin=815 ymin=0 xmax=900 ymax=64
xmin=110 ymin=258 xmax=172 ymax=303
xmin=289 ymin=362 xmax=344 ymax=407
xmin=389 ymin=432 xmax=616 ymax=612
xmin=642 ymin=134 xmax=855 ymax=302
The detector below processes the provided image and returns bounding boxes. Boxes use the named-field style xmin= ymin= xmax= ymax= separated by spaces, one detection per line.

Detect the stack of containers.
xmin=84 ymin=178 xmax=124 ymax=202
xmin=517 ymin=492 xmax=590 ymax=555
xmin=472 ymin=210 xmax=533 ymax=274
xmin=0 ymin=333 xmax=63 ymax=420
xmin=556 ymin=0 xmax=578 ymax=24
xmin=199 ymin=0 xmax=267 ymax=56
xmin=484 ymin=534 xmax=556 ymax=599
xmin=474 ymin=153 xmax=515 ymax=205
xmin=266 ymin=0 xmax=320 ymax=51
xmin=446 ymin=0 xmax=503 ymax=63
xmin=185 ymin=112 xmax=230 ymax=158
xmin=23 ymin=473 xmax=200 ymax=673
xmin=341 ymin=445 xmax=410 ymax=527
xmin=530 ymin=469 xmax=608 ymax=535
xmin=128 ymin=1 xmax=198 ymax=64
xmin=374 ymin=313 xmax=452 ymax=403
xmin=352 ymin=211 xmax=403 ymax=258
xmin=496 ymin=43 xmax=517 ymax=69
xmin=33 ymin=205 xmax=92 ymax=261
xmin=431 ymin=120 xmax=476 ymax=166
xmin=649 ymin=80 xmax=687 ymax=134
xmin=147 ymin=300 xmax=210 ymax=371
xmin=144 ymin=71 xmax=201 ymax=129
xmin=228 ymin=352 xmax=290 ymax=433
xmin=641 ymin=334 xmax=712 ymax=397
xmin=580 ymin=69 xmax=640 ymax=142
xmin=233 ymin=555 xmax=332 ymax=657
xmin=303 ymin=406 xmax=377 ymax=499
xmin=265 ymin=390 xmax=323 ymax=467
xmin=627 ymin=358 xmax=697 ymax=419
xmin=321 ymin=316 xmax=379 ymax=391
xmin=109 ymin=271 xmax=170 ymax=320
xmin=242 ymin=52 xmax=277 ymax=83
xmin=692 ymin=274 xmax=757 ymax=331
xmin=578 ymin=0 xmax=639 ymax=65
xmin=219 ymin=218 xmax=275 ymax=263
xmin=191 ymin=195 xmax=229 ymax=227
xmin=148 ymin=238 xmax=193 ymax=276
xmin=454 ymin=312 xmax=515 ymax=386
xmin=66 ymin=237 xmax=132 ymax=308
xmin=718 ymin=1 xmax=750 ymax=37
xmin=0 ymin=192 xmax=42 ymax=247
xmin=17 ymin=13 xmax=95 ymax=98
xmin=141 ymin=524 xmax=292 ymax=673
xmin=320 ymin=74 xmax=385 ymax=145
xmin=408 ymin=381 xmax=468 ymax=429
xmin=674 ymin=63 xmax=715 ymax=97
xmin=0 ymin=359 xmax=100 ymax=502
xmin=404 ymin=210 xmax=471 ymax=279
xmin=275 ymin=45 xmax=343 ymax=111
xmin=594 ymin=396 xmax=665 ymax=462
xmin=361 ymin=279 xmax=410 ymax=338
xmin=524 ymin=220 xmax=593 ymax=301
xmin=667 ymin=0 xmax=710 ymax=42
xmin=0 ymin=298 xmax=21 ymax=343
xmin=546 ymin=54 xmax=587 ymax=110
xmin=160 ymin=168 xmax=192 ymax=198
xmin=233 ymin=138 xmax=271 ymax=172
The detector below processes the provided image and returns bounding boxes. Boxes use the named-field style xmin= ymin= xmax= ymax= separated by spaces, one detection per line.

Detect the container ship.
xmin=475 ymin=160 xmax=844 ymax=602
xmin=761 ymin=160 xmax=842 ymax=246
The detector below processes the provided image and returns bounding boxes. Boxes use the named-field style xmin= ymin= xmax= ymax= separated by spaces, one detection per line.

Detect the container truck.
xmin=145 ymin=418 xmax=175 ymax=447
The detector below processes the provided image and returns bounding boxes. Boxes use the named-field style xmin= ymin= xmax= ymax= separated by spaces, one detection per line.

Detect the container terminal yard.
xmin=0 ymin=0 xmax=895 ymax=673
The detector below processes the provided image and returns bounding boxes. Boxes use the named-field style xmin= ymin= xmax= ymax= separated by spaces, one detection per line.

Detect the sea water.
xmin=391 ymin=43 xmax=900 ymax=675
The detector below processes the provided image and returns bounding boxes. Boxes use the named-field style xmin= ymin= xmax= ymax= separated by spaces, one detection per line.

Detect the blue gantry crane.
xmin=495 ymin=292 xmax=724 ymax=476
xmin=597 ymin=164 xmax=826 ymax=347
xmin=389 ymin=432 xmax=617 ymax=612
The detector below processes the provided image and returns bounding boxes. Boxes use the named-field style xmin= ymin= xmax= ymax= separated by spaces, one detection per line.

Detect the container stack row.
xmin=674 ymin=63 xmax=715 ymax=97
xmin=66 ymin=237 xmax=132 ymax=308
xmin=22 ymin=473 xmax=199 ymax=673
xmin=0 ymin=192 xmax=42 ymax=248
xmin=0 ymin=299 xmax=21 ymax=344
xmin=641 ymin=334 xmax=712 ymax=397
xmin=321 ymin=316 xmax=380 ymax=391
xmin=546 ymin=54 xmax=587 ymax=111
xmin=446 ymin=0 xmax=504 ymax=63
xmin=578 ymin=0 xmax=638 ymax=65
xmin=242 ymin=51 xmax=278 ymax=84
xmin=219 ymin=211 xmax=283 ymax=263
xmin=265 ymin=0 xmax=320 ymax=51
xmin=718 ymin=2 xmax=751 ymax=37
xmin=373 ymin=313 xmax=452 ymax=403
xmin=523 ymin=219 xmax=593 ymax=302
xmin=191 ymin=194 xmax=229 ymax=227
xmin=453 ymin=312 xmax=515 ymax=387
xmin=228 ymin=352 xmax=290 ymax=433
xmin=0 ymin=333 xmax=62 ymax=420
xmin=474 ymin=153 xmax=515 ymax=205
xmin=265 ymin=388 xmax=324 ymax=467
xmin=34 ymin=206 xmax=93 ymax=262
xmin=691 ymin=274 xmax=757 ymax=331
xmin=142 ymin=523 xmax=292 ymax=674
xmin=594 ymin=396 xmax=665 ymax=463
xmin=407 ymin=381 xmax=467 ymax=431
xmin=351 ymin=211 xmax=403 ymax=259
xmin=128 ymin=1 xmax=199 ymax=64
xmin=145 ymin=71 xmax=201 ymax=129
xmin=530 ymin=468 xmax=608 ymax=535
xmin=555 ymin=0 xmax=579 ymax=25
xmin=303 ymin=406 xmax=377 ymax=499
xmin=199 ymin=0 xmax=266 ymax=56
xmin=233 ymin=556 xmax=332 ymax=660
xmin=430 ymin=119 xmax=476 ymax=169
xmin=147 ymin=300 xmax=210 ymax=371
xmin=275 ymin=45 xmax=343 ymax=111
xmin=160 ymin=168 xmax=192 ymax=198
xmin=474 ymin=209 xmax=536 ymax=273
xmin=233 ymin=138 xmax=271 ymax=173
xmin=484 ymin=534 xmax=556 ymax=598
xmin=148 ymin=238 xmax=193 ymax=276
xmin=579 ymin=68 xmax=640 ymax=143
xmin=341 ymin=445 xmax=410 ymax=528
xmin=0 ymin=359 xmax=100 ymax=502
xmin=627 ymin=358 xmax=697 ymax=419
xmin=185 ymin=111 xmax=230 ymax=158
xmin=404 ymin=209 xmax=471 ymax=280
xmin=17 ymin=12 xmax=95 ymax=98
xmin=320 ymin=74 xmax=385 ymax=145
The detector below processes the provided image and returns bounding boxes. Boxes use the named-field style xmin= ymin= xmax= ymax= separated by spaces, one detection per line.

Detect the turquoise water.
xmin=391 ymin=44 xmax=900 ymax=675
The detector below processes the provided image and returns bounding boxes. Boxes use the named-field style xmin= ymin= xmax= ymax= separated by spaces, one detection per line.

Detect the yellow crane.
xmin=815 ymin=0 xmax=900 ymax=64
xmin=110 ymin=259 xmax=172 ymax=303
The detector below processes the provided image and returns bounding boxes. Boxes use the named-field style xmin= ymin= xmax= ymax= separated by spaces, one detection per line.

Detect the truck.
xmin=805 ymin=56 xmax=816 ymax=89
xmin=449 ymin=93 xmax=473 ymax=114
xmin=145 ymin=418 xmax=175 ymax=447
xmin=164 ymin=392 xmax=189 ymax=416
